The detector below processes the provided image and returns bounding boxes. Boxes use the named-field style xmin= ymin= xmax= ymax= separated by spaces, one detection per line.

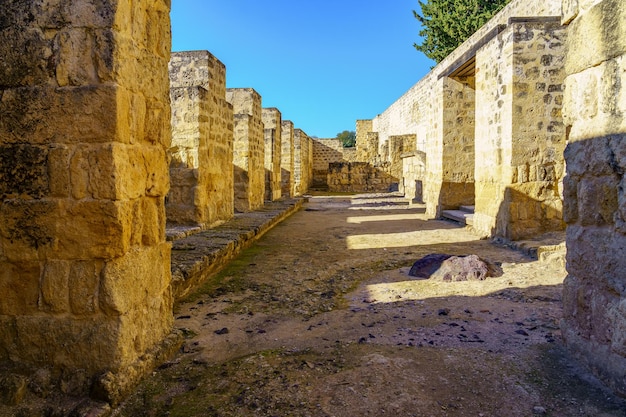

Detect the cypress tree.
xmin=414 ymin=0 xmax=511 ymax=63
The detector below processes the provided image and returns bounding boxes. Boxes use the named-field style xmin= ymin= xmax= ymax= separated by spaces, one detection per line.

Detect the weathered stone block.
xmin=99 ymin=243 xmax=171 ymax=317
xmin=0 ymin=262 xmax=40 ymax=315
xmin=0 ymin=26 xmax=52 ymax=88
xmin=0 ymin=86 xmax=119 ymax=145
xmin=0 ymin=144 xmax=49 ymax=199
xmin=577 ymin=176 xmax=618 ymax=226
xmin=41 ymin=260 xmax=71 ymax=314
xmin=0 ymin=199 xmax=57 ymax=262
xmin=69 ymin=260 xmax=102 ymax=316
xmin=565 ymin=0 xmax=626 ymax=75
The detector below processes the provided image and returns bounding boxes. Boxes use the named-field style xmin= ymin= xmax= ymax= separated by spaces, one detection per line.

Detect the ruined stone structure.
xmin=0 ymin=0 xmax=174 ymax=403
xmin=473 ymin=18 xmax=567 ymax=240
xmin=312 ymin=138 xmax=344 ymax=188
xmin=560 ymin=0 xmax=626 ymax=397
xmin=226 ymin=88 xmax=265 ymax=212
xmin=262 ymin=108 xmax=282 ymax=201
xmin=327 ymin=162 xmax=395 ymax=193
xmin=168 ymin=51 xmax=234 ymax=227
xmin=2 ymin=0 xmax=625 ymax=406
xmin=293 ymin=129 xmax=312 ymax=196
xmin=356 ymin=119 xmax=376 ymax=162
xmin=402 ymin=151 xmax=427 ymax=203
xmin=281 ymin=120 xmax=295 ymax=197
xmin=357 ymin=0 xmax=565 ymax=241
xmin=389 ymin=134 xmax=417 ymax=192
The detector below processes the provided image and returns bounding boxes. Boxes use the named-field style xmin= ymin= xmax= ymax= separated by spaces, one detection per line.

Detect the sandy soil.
xmin=113 ymin=193 xmax=626 ymax=417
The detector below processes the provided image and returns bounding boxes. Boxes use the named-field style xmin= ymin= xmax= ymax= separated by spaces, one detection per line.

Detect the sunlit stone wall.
xmin=281 ymin=120 xmax=295 ymax=197
xmin=0 ymin=0 xmax=173 ymax=403
xmin=473 ymin=19 xmax=566 ymax=240
xmin=560 ymin=0 xmax=626 ymax=397
xmin=226 ymin=88 xmax=265 ymax=212
xmin=168 ymin=51 xmax=234 ymax=226
xmin=262 ymin=108 xmax=282 ymax=201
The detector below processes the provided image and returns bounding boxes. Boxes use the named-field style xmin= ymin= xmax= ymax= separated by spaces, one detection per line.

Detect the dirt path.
xmin=115 ymin=193 xmax=626 ymax=417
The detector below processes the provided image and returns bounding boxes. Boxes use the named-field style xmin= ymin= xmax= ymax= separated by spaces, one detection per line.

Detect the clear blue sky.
xmin=170 ymin=1 xmax=434 ymax=138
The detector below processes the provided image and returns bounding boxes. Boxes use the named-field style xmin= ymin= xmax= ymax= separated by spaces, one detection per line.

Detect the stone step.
xmin=441 ymin=209 xmax=474 ymax=226
xmin=459 ymin=205 xmax=475 ymax=213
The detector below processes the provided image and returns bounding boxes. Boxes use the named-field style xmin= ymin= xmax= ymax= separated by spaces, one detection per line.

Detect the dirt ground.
xmin=112 ymin=193 xmax=626 ymax=417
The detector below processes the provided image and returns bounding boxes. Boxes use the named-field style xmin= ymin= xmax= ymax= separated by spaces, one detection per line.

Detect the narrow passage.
xmin=116 ymin=193 xmax=626 ymax=417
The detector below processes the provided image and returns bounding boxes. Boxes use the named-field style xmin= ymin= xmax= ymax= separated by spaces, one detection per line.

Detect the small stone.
xmin=0 ymin=374 xmax=28 ymax=406
xmin=438 ymin=308 xmax=450 ymax=316
xmin=533 ymin=406 xmax=547 ymax=414
xmin=214 ymin=327 xmax=229 ymax=335
xmin=515 ymin=329 xmax=529 ymax=336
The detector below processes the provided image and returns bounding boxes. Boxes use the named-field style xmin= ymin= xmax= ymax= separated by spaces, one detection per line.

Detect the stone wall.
xmin=560 ymin=0 xmax=626 ymax=397
xmin=281 ymin=121 xmax=295 ymax=197
xmin=402 ymin=151 xmax=427 ymax=203
xmin=343 ymin=147 xmax=357 ymax=162
xmin=359 ymin=0 xmax=566 ymax=237
xmin=369 ymin=0 xmax=561 ymax=150
xmin=0 ymin=0 xmax=173 ymax=402
xmin=327 ymin=163 xmax=395 ymax=193
xmin=262 ymin=108 xmax=282 ymax=201
xmin=389 ymin=134 xmax=417 ymax=191
xmin=356 ymin=119 xmax=375 ymax=161
xmin=473 ymin=19 xmax=567 ymax=240
xmin=168 ymin=51 xmax=234 ymax=227
xmin=226 ymin=88 xmax=265 ymax=212
xmin=312 ymin=138 xmax=344 ymax=187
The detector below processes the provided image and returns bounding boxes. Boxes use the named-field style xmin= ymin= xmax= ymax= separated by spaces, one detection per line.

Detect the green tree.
xmin=336 ymin=130 xmax=356 ymax=148
xmin=413 ymin=0 xmax=511 ymax=63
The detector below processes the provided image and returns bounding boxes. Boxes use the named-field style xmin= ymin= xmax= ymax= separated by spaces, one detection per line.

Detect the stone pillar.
xmin=356 ymin=119 xmax=373 ymax=162
xmin=474 ymin=18 xmax=567 ymax=240
xmin=281 ymin=121 xmax=295 ymax=197
xmin=293 ymin=129 xmax=312 ymax=196
xmin=168 ymin=51 xmax=234 ymax=227
xmin=226 ymin=88 xmax=265 ymax=212
xmin=293 ymin=129 xmax=305 ymax=196
xmin=0 ymin=0 xmax=173 ymax=403
xmin=561 ymin=0 xmax=626 ymax=396
xmin=262 ymin=108 xmax=282 ymax=201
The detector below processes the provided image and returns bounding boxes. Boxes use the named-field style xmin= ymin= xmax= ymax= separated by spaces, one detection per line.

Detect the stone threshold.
xmin=492 ymin=231 xmax=566 ymax=264
xmin=168 ymin=198 xmax=307 ymax=300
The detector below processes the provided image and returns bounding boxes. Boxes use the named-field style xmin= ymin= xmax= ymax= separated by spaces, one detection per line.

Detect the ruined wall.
xmin=0 ymin=0 xmax=173 ymax=402
xmin=343 ymin=147 xmax=357 ymax=162
xmin=364 ymin=0 xmax=562 ymax=220
xmin=560 ymin=0 xmax=626 ymax=397
xmin=262 ymin=108 xmax=282 ymax=201
xmin=226 ymin=89 xmax=265 ymax=212
xmin=389 ymin=134 xmax=417 ymax=192
xmin=281 ymin=121 xmax=295 ymax=197
xmin=371 ymin=0 xmax=561 ymax=148
xmin=312 ymin=138 xmax=344 ymax=187
xmin=402 ymin=151 xmax=427 ymax=203
xmin=473 ymin=19 xmax=567 ymax=240
xmin=327 ymin=163 xmax=394 ymax=193
xmin=168 ymin=51 xmax=234 ymax=227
